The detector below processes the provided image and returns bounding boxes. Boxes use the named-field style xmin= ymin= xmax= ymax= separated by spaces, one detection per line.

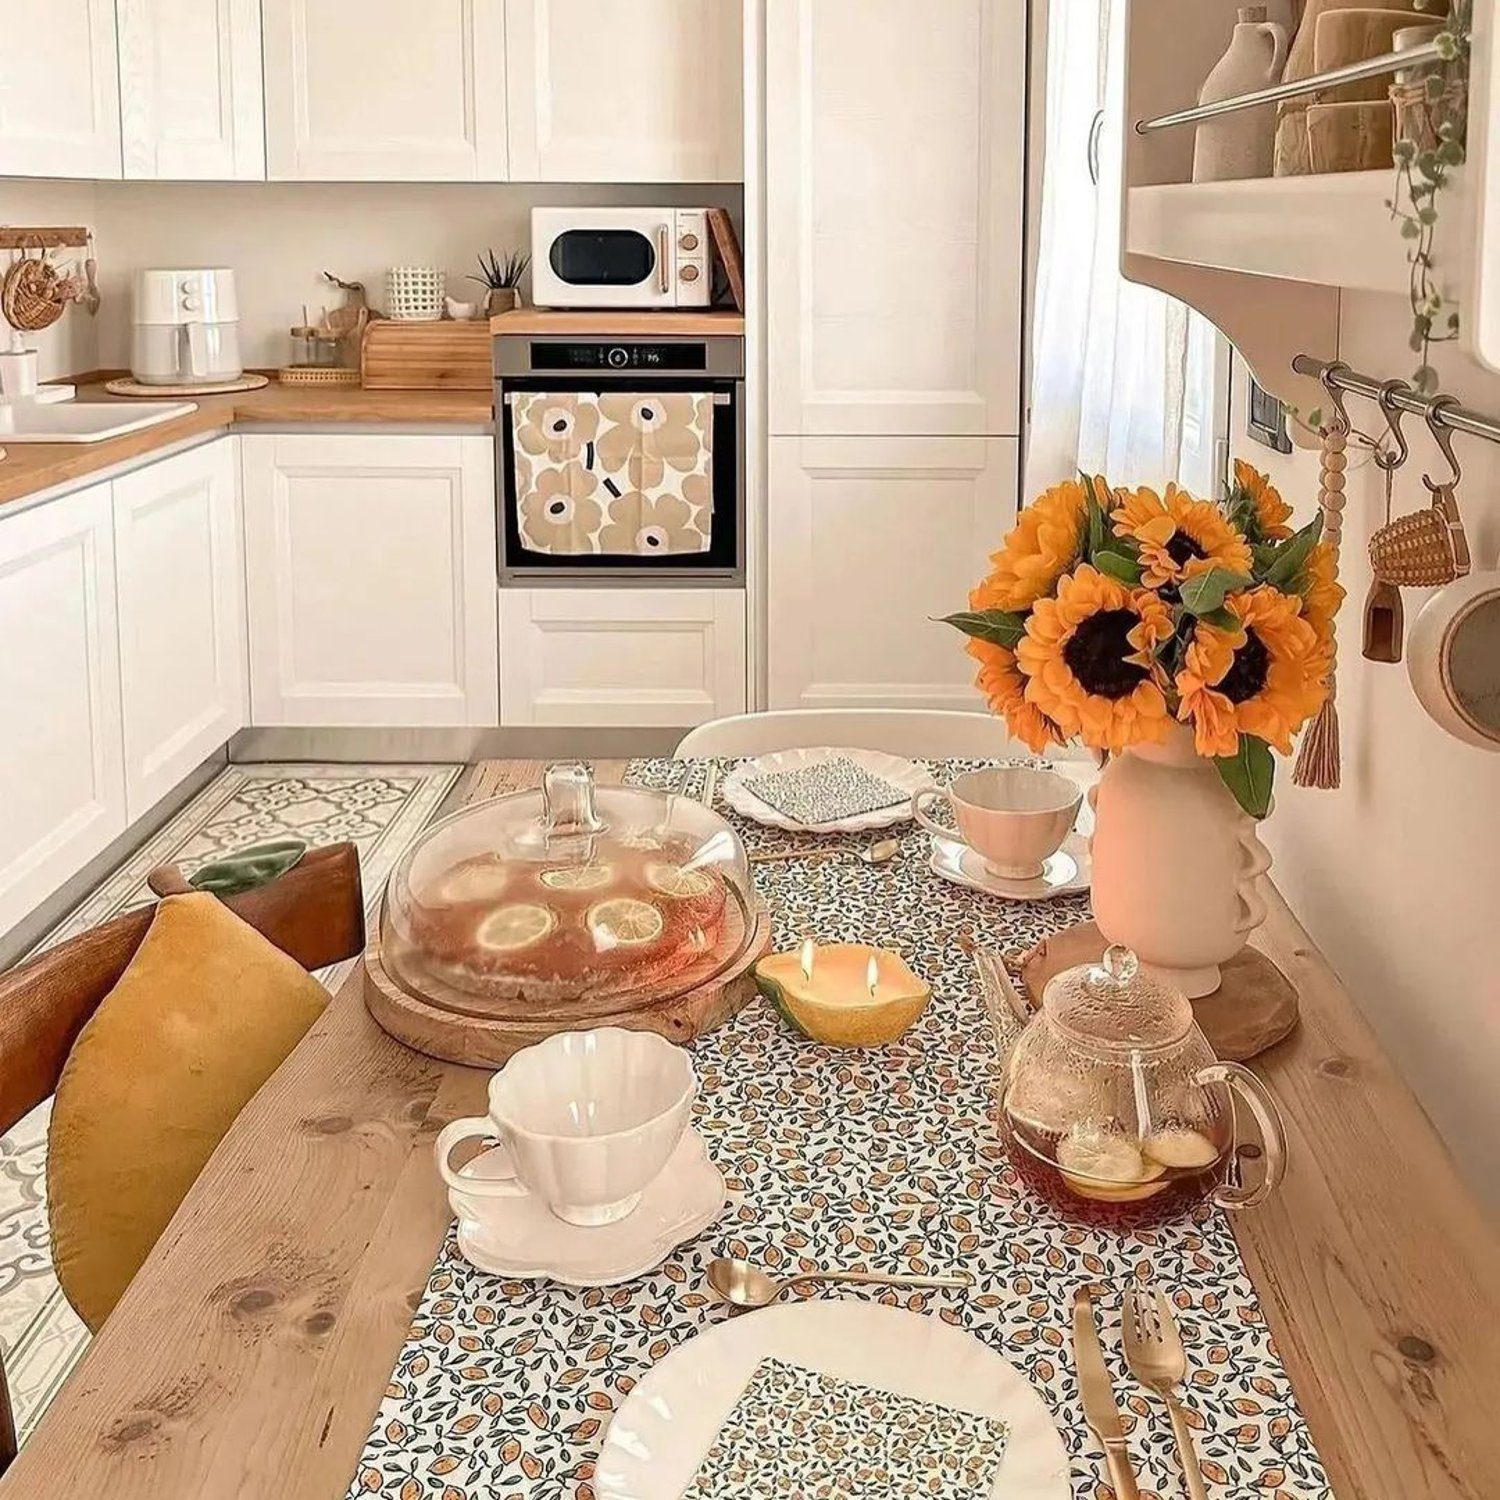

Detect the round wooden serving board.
xmin=1017 ymin=920 xmax=1299 ymax=1062
xmin=103 ymin=373 xmax=269 ymax=397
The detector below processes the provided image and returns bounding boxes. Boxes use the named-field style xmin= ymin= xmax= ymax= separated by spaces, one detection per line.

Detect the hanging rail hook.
xmin=1373 ymin=379 xmax=1411 ymax=471
xmin=1318 ymin=361 xmax=1353 ymax=437
xmin=1422 ymin=394 xmax=1463 ymax=496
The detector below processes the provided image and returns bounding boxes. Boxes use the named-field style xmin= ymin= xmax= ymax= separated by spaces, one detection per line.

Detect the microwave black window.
xmin=549 ymin=230 xmax=655 ymax=286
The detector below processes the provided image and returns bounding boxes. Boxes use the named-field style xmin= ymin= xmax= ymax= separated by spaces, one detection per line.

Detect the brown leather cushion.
xmin=47 ymin=893 xmax=328 ymax=1330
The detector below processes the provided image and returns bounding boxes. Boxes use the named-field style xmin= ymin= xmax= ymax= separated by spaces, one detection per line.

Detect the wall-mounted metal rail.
xmin=1292 ymin=354 xmax=1500 ymax=447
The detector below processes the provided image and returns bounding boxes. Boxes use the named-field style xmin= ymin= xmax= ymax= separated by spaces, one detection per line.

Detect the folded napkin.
xmin=744 ymin=757 xmax=910 ymax=825
xmin=684 ymin=1357 xmax=1008 ymax=1498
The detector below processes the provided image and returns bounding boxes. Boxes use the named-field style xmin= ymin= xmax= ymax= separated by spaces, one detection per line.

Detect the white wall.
xmin=0 ymin=178 xmax=101 ymax=380
xmin=1232 ymin=291 xmax=1500 ymax=1213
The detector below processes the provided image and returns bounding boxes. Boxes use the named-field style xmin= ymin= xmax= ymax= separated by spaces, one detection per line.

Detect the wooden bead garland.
xmin=1293 ymin=424 xmax=1345 ymax=789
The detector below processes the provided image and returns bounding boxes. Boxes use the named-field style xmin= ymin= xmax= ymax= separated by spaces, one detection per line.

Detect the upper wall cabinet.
xmin=0 ymin=0 xmax=120 ymax=178
xmin=766 ymin=0 xmax=1025 ymax=438
xmin=262 ymin=0 xmax=508 ymax=180
xmin=118 ymin=0 xmax=265 ymax=179
xmin=504 ymin=0 xmax=742 ymax=182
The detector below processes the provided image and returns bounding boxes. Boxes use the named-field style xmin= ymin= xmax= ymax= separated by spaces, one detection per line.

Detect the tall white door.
xmin=0 ymin=0 xmax=120 ymax=178
xmin=118 ymin=0 xmax=266 ymax=179
xmin=114 ymin=441 xmax=247 ymax=819
xmin=505 ymin=0 xmax=742 ymax=181
xmin=262 ymin=0 xmax=507 ymax=180
xmin=242 ymin=433 xmax=498 ymax=726
xmin=0 ymin=483 xmax=126 ymax=939
xmin=767 ymin=436 xmax=1018 ymax=712
xmin=766 ymin=0 xmax=1025 ymax=437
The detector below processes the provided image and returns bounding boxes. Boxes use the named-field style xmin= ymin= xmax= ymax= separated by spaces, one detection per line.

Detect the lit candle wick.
xmin=865 ymin=953 xmax=879 ymax=999
xmin=799 ymin=936 xmax=816 ymax=983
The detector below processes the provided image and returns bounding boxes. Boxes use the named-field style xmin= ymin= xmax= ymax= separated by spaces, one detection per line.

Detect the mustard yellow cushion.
xmin=47 ymin=892 xmax=328 ymax=1330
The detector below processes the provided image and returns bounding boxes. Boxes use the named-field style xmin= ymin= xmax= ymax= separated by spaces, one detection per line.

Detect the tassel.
xmin=1294 ymin=422 xmax=1346 ymax=789
xmin=1294 ymin=694 xmax=1340 ymax=788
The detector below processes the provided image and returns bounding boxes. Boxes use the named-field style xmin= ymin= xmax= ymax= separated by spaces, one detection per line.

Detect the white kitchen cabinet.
xmin=262 ymin=0 xmax=507 ymax=180
xmin=114 ymin=441 xmax=247 ymax=820
xmin=117 ymin=0 xmax=266 ymax=179
xmin=242 ymin=434 xmax=498 ymax=726
xmin=0 ymin=483 xmax=126 ymax=939
xmin=499 ymin=588 xmax=746 ymax=727
xmin=504 ymin=0 xmax=742 ymax=181
xmin=767 ymin=435 xmax=1017 ymax=712
xmin=0 ymin=0 xmax=120 ymax=178
xmin=766 ymin=0 xmax=1025 ymax=437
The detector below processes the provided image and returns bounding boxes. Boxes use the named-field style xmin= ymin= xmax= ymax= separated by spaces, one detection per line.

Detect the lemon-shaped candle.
xmin=755 ymin=941 xmax=931 ymax=1047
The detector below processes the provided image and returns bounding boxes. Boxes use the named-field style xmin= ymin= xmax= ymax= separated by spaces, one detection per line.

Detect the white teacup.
xmin=913 ymin=766 xmax=1082 ymax=880
xmin=435 ymin=1028 xmax=696 ymax=1228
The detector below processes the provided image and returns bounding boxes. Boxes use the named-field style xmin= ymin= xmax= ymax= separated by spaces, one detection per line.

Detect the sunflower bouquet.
xmin=944 ymin=463 xmax=1344 ymax=818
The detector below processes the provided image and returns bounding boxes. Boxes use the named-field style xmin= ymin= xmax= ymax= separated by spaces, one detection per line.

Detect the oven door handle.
xmin=657 ymin=224 xmax=671 ymax=297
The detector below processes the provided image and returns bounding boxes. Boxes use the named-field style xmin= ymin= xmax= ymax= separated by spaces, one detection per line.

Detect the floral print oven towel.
xmin=512 ymin=390 xmax=715 ymax=556
xmin=683 ymin=1358 xmax=1009 ymax=1500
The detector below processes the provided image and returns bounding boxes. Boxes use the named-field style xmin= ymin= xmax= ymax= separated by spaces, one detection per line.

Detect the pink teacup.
xmin=913 ymin=766 xmax=1082 ymax=880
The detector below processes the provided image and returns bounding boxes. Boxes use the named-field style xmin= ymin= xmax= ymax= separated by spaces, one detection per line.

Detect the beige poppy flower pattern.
xmin=345 ymin=758 xmax=1331 ymax=1500
xmin=510 ymin=391 xmax=713 ymax=556
xmin=684 ymin=1358 xmax=1007 ymax=1498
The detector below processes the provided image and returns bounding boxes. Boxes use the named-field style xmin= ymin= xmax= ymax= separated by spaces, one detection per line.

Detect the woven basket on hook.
xmin=1 ymin=256 xmax=69 ymax=333
xmin=1368 ymin=497 xmax=1466 ymax=587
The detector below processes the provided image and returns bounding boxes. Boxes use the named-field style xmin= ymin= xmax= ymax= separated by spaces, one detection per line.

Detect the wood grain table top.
xmin=5 ymin=759 xmax=1497 ymax=1500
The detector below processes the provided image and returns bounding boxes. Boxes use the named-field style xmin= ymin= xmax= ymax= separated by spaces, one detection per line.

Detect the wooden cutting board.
xmin=360 ymin=319 xmax=491 ymax=390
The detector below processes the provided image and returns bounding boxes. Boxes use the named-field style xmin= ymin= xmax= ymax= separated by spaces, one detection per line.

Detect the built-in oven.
xmin=495 ymin=333 xmax=744 ymax=585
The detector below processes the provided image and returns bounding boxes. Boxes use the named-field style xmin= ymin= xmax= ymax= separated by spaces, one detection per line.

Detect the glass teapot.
xmin=982 ymin=944 xmax=1287 ymax=1226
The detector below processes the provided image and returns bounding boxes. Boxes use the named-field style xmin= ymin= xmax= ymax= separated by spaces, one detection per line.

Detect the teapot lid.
xmin=1042 ymin=944 xmax=1194 ymax=1051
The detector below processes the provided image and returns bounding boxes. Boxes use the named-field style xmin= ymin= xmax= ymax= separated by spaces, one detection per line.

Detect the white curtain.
xmin=1026 ymin=0 xmax=1223 ymax=498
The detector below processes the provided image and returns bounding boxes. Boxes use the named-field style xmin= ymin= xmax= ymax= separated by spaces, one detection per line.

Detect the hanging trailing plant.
xmin=1388 ymin=0 xmax=1472 ymax=393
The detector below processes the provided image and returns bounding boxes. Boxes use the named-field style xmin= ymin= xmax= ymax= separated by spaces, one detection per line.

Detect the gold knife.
xmin=1072 ymin=1286 xmax=1141 ymax=1500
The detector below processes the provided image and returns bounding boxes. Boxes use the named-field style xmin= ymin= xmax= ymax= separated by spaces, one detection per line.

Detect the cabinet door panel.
xmin=119 ymin=0 xmax=265 ymax=179
xmin=115 ymin=441 xmax=246 ymax=819
xmin=500 ymin=588 xmax=746 ymax=726
xmin=243 ymin=435 xmax=497 ymax=725
xmin=263 ymin=0 xmax=507 ymax=180
xmin=768 ymin=435 xmax=1017 ymax=712
xmin=0 ymin=484 xmax=126 ymax=938
xmin=505 ymin=0 xmax=741 ymax=181
xmin=767 ymin=0 xmax=1023 ymax=436
xmin=0 ymin=0 xmax=120 ymax=178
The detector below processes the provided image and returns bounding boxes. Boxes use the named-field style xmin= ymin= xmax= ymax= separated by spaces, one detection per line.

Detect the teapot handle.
xmin=1197 ymin=1061 xmax=1287 ymax=1210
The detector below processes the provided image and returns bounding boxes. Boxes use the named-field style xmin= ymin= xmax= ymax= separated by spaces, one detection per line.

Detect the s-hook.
xmin=1318 ymin=361 xmax=1353 ymax=437
xmin=1423 ymin=393 xmax=1463 ymax=497
xmin=1373 ymin=379 xmax=1411 ymax=472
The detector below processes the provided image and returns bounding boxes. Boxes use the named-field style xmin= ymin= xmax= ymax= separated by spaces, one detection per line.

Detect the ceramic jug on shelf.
xmin=1193 ymin=6 xmax=1290 ymax=182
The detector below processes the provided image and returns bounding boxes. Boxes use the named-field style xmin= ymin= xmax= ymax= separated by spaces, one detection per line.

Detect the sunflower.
xmin=970 ymin=479 xmax=1092 ymax=613
xmin=1110 ymin=484 xmax=1253 ymax=591
xmin=1175 ymin=587 xmax=1326 ymax=757
xmin=966 ymin=638 xmax=1064 ymax=754
xmin=1233 ymin=459 xmax=1294 ymax=541
xmin=1015 ymin=565 xmax=1175 ymax=753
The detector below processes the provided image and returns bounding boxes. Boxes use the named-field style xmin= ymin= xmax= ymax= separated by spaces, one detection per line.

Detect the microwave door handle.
xmin=657 ymin=224 xmax=670 ymax=296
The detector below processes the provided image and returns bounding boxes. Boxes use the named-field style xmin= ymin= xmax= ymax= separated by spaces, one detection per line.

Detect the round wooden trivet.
xmin=103 ymin=373 xmax=269 ymax=398
xmin=1015 ymin=920 xmax=1299 ymax=1061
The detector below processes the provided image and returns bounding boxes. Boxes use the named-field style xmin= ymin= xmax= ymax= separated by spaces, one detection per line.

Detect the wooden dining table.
xmin=5 ymin=758 xmax=1498 ymax=1500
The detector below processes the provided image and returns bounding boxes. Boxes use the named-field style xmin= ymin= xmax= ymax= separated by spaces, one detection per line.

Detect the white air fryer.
xmin=131 ymin=267 xmax=243 ymax=386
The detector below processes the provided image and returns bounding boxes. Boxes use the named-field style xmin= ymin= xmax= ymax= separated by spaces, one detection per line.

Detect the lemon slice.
xmin=474 ymin=903 xmax=556 ymax=953
xmin=587 ymin=897 xmax=664 ymax=949
xmin=1142 ymin=1128 xmax=1220 ymax=1171
xmin=1057 ymin=1131 xmax=1148 ymax=1184
xmin=539 ymin=863 xmax=614 ymax=892
xmin=433 ymin=859 xmax=509 ymax=904
xmin=644 ymin=861 xmax=716 ymax=899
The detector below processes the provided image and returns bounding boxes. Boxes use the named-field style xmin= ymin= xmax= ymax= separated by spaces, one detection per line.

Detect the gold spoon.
xmin=749 ymin=836 xmax=902 ymax=867
xmin=706 ymin=1255 xmax=970 ymax=1310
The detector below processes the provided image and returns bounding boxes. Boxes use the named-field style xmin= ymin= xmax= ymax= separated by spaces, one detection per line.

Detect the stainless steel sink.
xmin=0 ymin=400 xmax=198 ymax=444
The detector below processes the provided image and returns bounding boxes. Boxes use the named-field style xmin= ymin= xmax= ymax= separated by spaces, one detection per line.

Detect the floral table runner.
xmin=346 ymin=759 xmax=1330 ymax=1500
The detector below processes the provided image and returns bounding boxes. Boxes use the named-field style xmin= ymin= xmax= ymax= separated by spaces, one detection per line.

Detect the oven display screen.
xmin=530 ymin=342 xmax=708 ymax=371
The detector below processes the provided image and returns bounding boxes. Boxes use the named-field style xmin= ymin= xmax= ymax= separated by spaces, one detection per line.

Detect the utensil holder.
xmin=385 ymin=266 xmax=445 ymax=321
xmin=1368 ymin=489 xmax=1469 ymax=587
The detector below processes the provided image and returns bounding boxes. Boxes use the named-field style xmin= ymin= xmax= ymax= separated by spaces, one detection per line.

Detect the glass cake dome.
xmin=379 ymin=761 xmax=755 ymax=1021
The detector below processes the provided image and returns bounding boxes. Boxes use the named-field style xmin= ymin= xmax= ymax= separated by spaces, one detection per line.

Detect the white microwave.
xmin=530 ymin=207 xmax=712 ymax=309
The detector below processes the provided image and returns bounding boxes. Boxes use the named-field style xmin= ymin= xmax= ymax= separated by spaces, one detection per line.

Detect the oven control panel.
xmin=530 ymin=341 xmax=709 ymax=372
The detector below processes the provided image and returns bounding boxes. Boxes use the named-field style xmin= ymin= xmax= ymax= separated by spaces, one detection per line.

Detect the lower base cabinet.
xmin=499 ymin=588 xmax=747 ymax=727
xmin=768 ymin=435 xmax=1019 ymax=712
xmin=242 ymin=433 xmax=498 ymax=727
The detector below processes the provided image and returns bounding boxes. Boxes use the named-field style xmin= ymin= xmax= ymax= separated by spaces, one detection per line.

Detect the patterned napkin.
xmin=683 ymin=1357 xmax=1009 ymax=1499
xmin=744 ymin=757 xmax=910 ymax=824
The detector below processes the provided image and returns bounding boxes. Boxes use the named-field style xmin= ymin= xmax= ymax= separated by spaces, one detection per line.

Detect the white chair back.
xmin=676 ymin=709 xmax=1019 ymax=760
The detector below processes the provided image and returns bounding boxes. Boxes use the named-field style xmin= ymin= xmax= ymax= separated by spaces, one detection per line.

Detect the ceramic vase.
xmin=1088 ymin=724 xmax=1272 ymax=998
xmin=1193 ymin=5 xmax=1290 ymax=182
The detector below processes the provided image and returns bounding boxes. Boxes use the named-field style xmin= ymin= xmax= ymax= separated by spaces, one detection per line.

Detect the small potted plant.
xmin=471 ymin=248 xmax=531 ymax=316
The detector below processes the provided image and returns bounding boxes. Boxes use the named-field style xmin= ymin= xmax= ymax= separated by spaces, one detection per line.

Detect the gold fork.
xmin=1122 ymin=1284 xmax=1209 ymax=1500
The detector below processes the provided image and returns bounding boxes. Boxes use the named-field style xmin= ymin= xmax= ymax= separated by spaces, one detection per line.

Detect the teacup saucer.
xmin=451 ymin=1127 xmax=726 ymax=1288
xmin=929 ymin=832 xmax=1090 ymax=901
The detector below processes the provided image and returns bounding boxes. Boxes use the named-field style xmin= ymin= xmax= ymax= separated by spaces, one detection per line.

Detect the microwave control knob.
xmin=607 ymin=346 xmax=629 ymax=369
xmin=679 ymin=232 xmax=700 ymax=251
xmin=679 ymin=264 xmax=701 ymax=283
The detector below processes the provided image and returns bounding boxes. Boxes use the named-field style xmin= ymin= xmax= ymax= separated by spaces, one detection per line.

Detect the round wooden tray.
xmin=364 ymin=900 xmax=774 ymax=1066
xmin=103 ymin=373 xmax=269 ymax=397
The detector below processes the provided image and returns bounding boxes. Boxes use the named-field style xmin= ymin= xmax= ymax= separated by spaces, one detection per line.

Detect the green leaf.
xmin=189 ymin=838 xmax=308 ymax=897
xmin=1214 ymin=735 xmax=1274 ymax=820
xmin=1092 ymin=549 xmax=1142 ymax=586
xmin=1081 ymin=473 xmax=1108 ymax=559
xmin=1260 ymin=513 xmax=1324 ymax=589
xmin=1196 ymin=606 xmax=1240 ymax=631
xmin=938 ymin=609 xmax=1027 ymax=650
xmin=1178 ymin=567 xmax=1252 ymax=616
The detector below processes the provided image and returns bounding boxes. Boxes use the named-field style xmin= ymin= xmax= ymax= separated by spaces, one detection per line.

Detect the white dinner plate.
xmin=720 ymin=746 xmax=936 ymax=833
xmin=594 ymin=1299 xmax=1070 ymax=1499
